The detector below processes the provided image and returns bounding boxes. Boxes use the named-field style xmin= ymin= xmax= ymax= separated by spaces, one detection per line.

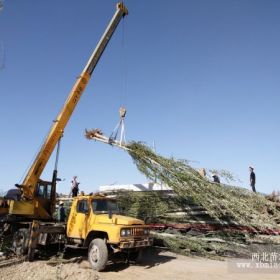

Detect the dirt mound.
xmin=0 ymin=261 xmax=100 ymax=280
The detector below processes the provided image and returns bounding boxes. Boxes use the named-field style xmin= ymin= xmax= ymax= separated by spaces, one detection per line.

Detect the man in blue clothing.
xmin=249 ymin=166 xmax=256 ymax=193
xmin=57 ymin=201 xmax=66 ymax=222
xmin=211 ymin=173 xmax=220 ymax=184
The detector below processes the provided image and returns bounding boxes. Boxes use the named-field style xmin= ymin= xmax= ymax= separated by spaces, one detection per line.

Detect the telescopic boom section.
xmin=20 ymin=2 xmax=128 ymax=200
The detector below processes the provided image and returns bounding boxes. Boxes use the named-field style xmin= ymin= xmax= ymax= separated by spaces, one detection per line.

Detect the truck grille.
xmin=131 ymin=227 xmax=145 ymax=236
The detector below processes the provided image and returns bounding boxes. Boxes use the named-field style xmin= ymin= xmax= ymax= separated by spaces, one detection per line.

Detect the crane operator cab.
xmin=0 ymin=179 xmax=55 ymax=220
xmin=35 ymin=179 xmax=54 ymax=216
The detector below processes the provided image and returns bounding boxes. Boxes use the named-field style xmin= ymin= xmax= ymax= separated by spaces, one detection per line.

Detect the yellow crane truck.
xmin=0 ymin=2 xmax=152 ymax=271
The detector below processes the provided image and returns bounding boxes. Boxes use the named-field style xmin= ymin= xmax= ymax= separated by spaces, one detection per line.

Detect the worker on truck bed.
xmin=57 ymin=201 xmax=66 ymax=222
xmin=71 ymin=176 xmax=80 ymax=197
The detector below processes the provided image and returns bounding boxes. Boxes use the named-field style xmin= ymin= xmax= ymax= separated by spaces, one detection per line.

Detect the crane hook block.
xmin=119 ymin=107 xmax=126 ymax=118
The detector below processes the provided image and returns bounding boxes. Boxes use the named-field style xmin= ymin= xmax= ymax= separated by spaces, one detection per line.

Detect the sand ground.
xmin=1 ymin=248 xmax=279 ymax=280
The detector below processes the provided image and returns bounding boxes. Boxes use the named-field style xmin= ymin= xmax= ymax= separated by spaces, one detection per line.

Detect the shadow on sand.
xmin=104 ymin=247 xmax=176 ymax=272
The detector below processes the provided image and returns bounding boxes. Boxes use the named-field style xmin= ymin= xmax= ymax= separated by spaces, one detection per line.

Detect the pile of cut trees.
xmin=86 ymin=134 xmax=280 ymax=259
xmin=114 ymin=190 xmax=280 ymax=259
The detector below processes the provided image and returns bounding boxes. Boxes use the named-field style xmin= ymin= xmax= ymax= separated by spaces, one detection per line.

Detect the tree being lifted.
xmin=85 ymin=129 xmax=280 ymax=230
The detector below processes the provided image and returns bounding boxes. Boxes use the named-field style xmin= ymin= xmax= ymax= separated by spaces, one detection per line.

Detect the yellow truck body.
xmin=67 ymin=195 xmax=153 ymax=249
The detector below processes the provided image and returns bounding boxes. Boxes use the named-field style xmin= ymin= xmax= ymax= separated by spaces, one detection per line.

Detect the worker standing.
xmin=71 ymin=176 xmax=80 ymax=197
xmin=249 ymin=167 xmax=256 ymax=192
xmin=57 ymin=201 xmax=66 ymax=222
xmin=211 ymin=173 xmax=220 ymax=184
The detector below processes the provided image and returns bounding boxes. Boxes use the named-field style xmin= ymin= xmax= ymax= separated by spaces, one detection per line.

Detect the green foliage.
xmin=152 ymin=232 xmax=249 ymax=259
xmin=117 ymin=191 xmax=189 ymax=223
xmin=124 ymin=142 xmax=280 ymax=229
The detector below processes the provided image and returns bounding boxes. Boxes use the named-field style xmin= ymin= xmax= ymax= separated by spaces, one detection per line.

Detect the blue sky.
xmin=0 ymin=0 xmax=279 ymax=195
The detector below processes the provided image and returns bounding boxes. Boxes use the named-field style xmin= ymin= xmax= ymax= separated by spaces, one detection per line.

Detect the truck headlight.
xmin=121 ymin=228 xmax=131 ymax=237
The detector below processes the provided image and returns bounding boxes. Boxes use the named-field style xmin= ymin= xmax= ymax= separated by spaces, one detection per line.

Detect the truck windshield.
xmin=92 ymin=199 xmax=119 ymax=214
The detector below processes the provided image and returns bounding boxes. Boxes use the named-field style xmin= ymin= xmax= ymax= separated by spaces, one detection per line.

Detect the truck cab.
xmin=67 ymin=195 xmax=153 ymax=271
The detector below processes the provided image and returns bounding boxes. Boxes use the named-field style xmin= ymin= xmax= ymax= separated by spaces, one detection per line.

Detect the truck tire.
xmin=12 ymin=228 xmax=30 ymax=256
xmin=88 ymin=238 xmax=108 ymax=271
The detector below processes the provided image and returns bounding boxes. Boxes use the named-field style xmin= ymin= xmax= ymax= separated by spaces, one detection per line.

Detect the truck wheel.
xmin=12 ymin=228 xmax=30 ymax=256
xmin=88 ymin=238 xmax=108 ymax=271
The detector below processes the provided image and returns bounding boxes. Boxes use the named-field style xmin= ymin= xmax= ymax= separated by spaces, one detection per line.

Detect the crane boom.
xmin=20 ymin=2 xmax=128 ymax=200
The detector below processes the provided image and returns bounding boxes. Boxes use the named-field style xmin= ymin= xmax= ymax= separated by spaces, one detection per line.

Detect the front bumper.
xmin=119 ymin=237 xmax=153 ymax=249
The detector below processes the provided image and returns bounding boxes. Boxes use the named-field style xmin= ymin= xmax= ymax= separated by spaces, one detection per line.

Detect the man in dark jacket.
xmin=249 ymin=167 xmax=256 ymax=192
xmin=211 ymin=173 xmax=220 ymax=184
xmin=57 ymin=201 xmax=66 ymax=222
xmin=71 ymin=176 xmax=79 ymax=197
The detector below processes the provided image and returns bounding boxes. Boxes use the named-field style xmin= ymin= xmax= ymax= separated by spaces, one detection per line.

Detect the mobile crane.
xmin=1 ymin=2 xmax=128 ymax=220
xmin=0 ymin=3 xmax=152 ymax=271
